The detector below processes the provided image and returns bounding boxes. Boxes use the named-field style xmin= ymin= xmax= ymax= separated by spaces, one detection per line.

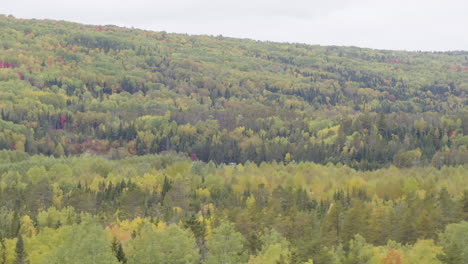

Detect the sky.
xmin=2 ymin=0 xmax=467 ymax=51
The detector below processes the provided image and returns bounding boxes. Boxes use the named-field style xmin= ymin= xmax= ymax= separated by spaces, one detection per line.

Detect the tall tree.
xmin=111 ymin=237 xmax=127 ymax=264
xmin=320 ymin=203 xmax=342 ymax=247
xmin=43 ymin=222 xmax=119 ymax=264
xmin=128 ymin=224 xmax=199 ymax=264
xmin=15 ymin=234 xmax=27 ymax=264
xmin=206 ymin=223 xmax=247 ymax=264
xmin=438 ymin=221 xmax=468 ymax=264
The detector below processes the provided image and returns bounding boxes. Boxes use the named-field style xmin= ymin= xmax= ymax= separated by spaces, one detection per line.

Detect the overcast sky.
xmin=2 ymin=0 xmax=467 ymax=51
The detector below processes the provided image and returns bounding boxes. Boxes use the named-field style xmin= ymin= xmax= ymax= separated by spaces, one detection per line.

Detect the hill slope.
xmin=0 ymin=15 xmax=466 ymax=169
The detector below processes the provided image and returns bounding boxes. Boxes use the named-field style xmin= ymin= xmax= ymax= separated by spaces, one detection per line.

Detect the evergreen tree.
xmin=341 ymin=201 xmax=367 ymax=247
xmin=111 ymin=237 xmax=127 ymax=263
xmin=461 ymin=190 xmax=468 ymax=221
xmin=10 ymin=211 xmax=21 ymax=238
xmin=184 ymin=215 xmax=207 ymax=259
xmin=320 ymin=203 xmax=342 ymax=247
xmin=15 ymin=234 xmax=27 ymax=264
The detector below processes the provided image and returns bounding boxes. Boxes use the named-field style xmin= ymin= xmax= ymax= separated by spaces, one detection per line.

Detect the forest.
xmin=0 ymin=151 xmax=467 ymax=263
xmin=0 ymin=14 xmax=467 ymax=263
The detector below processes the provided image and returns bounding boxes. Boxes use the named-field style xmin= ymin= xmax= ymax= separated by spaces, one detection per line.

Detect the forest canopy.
xmin=0 ymin=15 xmax=466 ymax=170
xmin=0 ymin=15 xmax=467 ymax=264
xmin=0 ymin=151 xmax=467 ymax=263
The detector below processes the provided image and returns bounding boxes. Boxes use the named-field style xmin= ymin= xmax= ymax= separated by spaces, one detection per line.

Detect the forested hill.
xmin=0 ymin=15 xmax=467 ymax=169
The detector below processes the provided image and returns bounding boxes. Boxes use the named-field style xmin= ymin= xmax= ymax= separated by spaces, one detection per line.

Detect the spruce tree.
xmin=111 ymin=237 xmax=127 ymax=264
xmin=10 ymin=211 xmax=21 ymax=238
xmin=116 ymin=243 xmax=127 ymax=264
xmin=15 ymin=234 xmax=27 ymax=264
xmin=320 ymin=203 xmax=342 ymax=247
xmin=461 ymin=190 xmax=468 ymax=220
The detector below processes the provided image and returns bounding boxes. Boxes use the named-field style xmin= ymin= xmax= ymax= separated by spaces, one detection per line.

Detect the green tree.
xmin=15 ymin=234 xmax=27 ymax=264
xmin=43 ymin=222 xmax=118 ymax=264
xmin=128 ymin=224 xmax=199 ymax=264
xmin=341 ymin=201 xmax=367 ymax=246
xmin=52 ymin=143 xmax=65 ymax=157
xmin=206 ymin=223 xmax=247 ymax=264
xmin=438 ymin=221 xmax=468 ymax=264
xmin=461 ymin=190 xmax=468 ymax=221
xmin=405 ymin=240 xmax=442 ymax=264
xmin=111 ymin=237 xmax=127 ymax=264
xmin=343 ymin=234 xmax=373 ymax=264
xmin=320 ymin=203 xmax=342 ymax=247
xmin=393 ymin=149 xmax=422 ymax=168
xmin=248 ymin=229 xmax=291 ymax=264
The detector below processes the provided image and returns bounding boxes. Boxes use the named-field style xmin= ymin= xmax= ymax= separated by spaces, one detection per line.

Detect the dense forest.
xmin=0 ymin=15 xmax=467 ymax=264
xmin=0 ymin=151 xmax=467 ymax=264
xmin=0 ymin=15 xmax=466 ymax=170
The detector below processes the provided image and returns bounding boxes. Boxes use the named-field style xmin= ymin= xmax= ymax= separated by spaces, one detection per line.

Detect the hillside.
xmin=1 ymin=15 xmax=468 ymax=264
xmin=0 ymin=15 xmax=467 ymax=169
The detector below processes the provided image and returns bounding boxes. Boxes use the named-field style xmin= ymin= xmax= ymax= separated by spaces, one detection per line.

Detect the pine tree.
xmin=184 ymin=215 xmax=207 ymax=258
xmin=461 ymin=190 xmax=468 ymax=220
xmin=53 ymin=143 xmax=65 ymax=157
xmin=10 ymin=211 xmax=21 ymax=238
xmin=116 ymin=243 xmax=126 ymax=264
xmin=341 ymin=201 xmax=367 ymax=247
xmin=320 ymin=203 xmax=342 ymax=247
xmin=15 ymin=234 xmax=27 ymax=264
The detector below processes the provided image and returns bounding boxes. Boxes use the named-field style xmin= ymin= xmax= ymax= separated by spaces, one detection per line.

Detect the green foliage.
xmin=393 ymin=149 xmax=422 ymax=168
xmin=128 ymin=224 xmax=199 ymax=264
xmin=0 ymin=16 xmax=465 ymax=170
xmin=438 ymin=221 xmax=468 ymax=264
xmin=205 ymin=223 xmax=247 ymax=264
xmin=42 ymin=222 xmax=118 ymax=264
xmin=0 ymin=152 xmax=465 ymax=263
xmin=0 ymin=14 xmax=466 ymax=264
xmin=14 ymin=234 xmax=26 ymax=264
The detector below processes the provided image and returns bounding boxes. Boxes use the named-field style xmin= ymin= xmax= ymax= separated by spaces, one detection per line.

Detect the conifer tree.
xmin=15 ymin=234 xmax=27 ymax=264
xmin=461 ymin=190 xmax=468 ymax=220
xmin=116 ymin=244 xmax=126 ymax=264
xmin=320 ymin=203 xmax=342 ymax=247
xmin=10 ymin=211 xmax=21 ymax=238
xmin=111 ymin=237 xmax=127 ymax=264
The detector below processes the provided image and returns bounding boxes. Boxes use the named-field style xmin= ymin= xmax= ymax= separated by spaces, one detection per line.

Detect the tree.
xmin=247 ymin=229 xmax=291 ymax=264
xmin=341 ymin=201 xmax=367 ymax=246
xmin=43 ymin=222 xmax=119 ymax=264
xmin=53 ymin=143 xmax=65 ymax=157
xmin=320 ymin=203 xmax=342 ymax=247
xmin=343 ymin=235 xmax=373 ymax=264
xmin=128 ymin=224 xmax=199 ymax=264
xmin=382 ymin=248 xmax=402 ymax=264
xmin=366 ymin=199 xmax=391 ymax=245
xmin=284 ymin=153 xmax=291 ymax=165
xmin=438 ymin=221 xmax=468 ymax=264
xmin=405 ymin=240 xmax=442 ymax=264
xmin=393 ymin=149 xmax=422 ymax=168
xmin=111 ymin=237 xmax=127 ymax=264
xmin=184 ymin=215 xmax=207 ymax=259
xmin=206 ymin=223 xmax=247 ymax=264
xmin=15 ymin=234 xmax=27 ymax=264
xmin=461 ymin=190 xmax=468 ymax=221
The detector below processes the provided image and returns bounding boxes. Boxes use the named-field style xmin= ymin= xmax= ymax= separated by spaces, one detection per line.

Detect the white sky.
xmin=2 ymin=0 xmax=467 ymax=51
